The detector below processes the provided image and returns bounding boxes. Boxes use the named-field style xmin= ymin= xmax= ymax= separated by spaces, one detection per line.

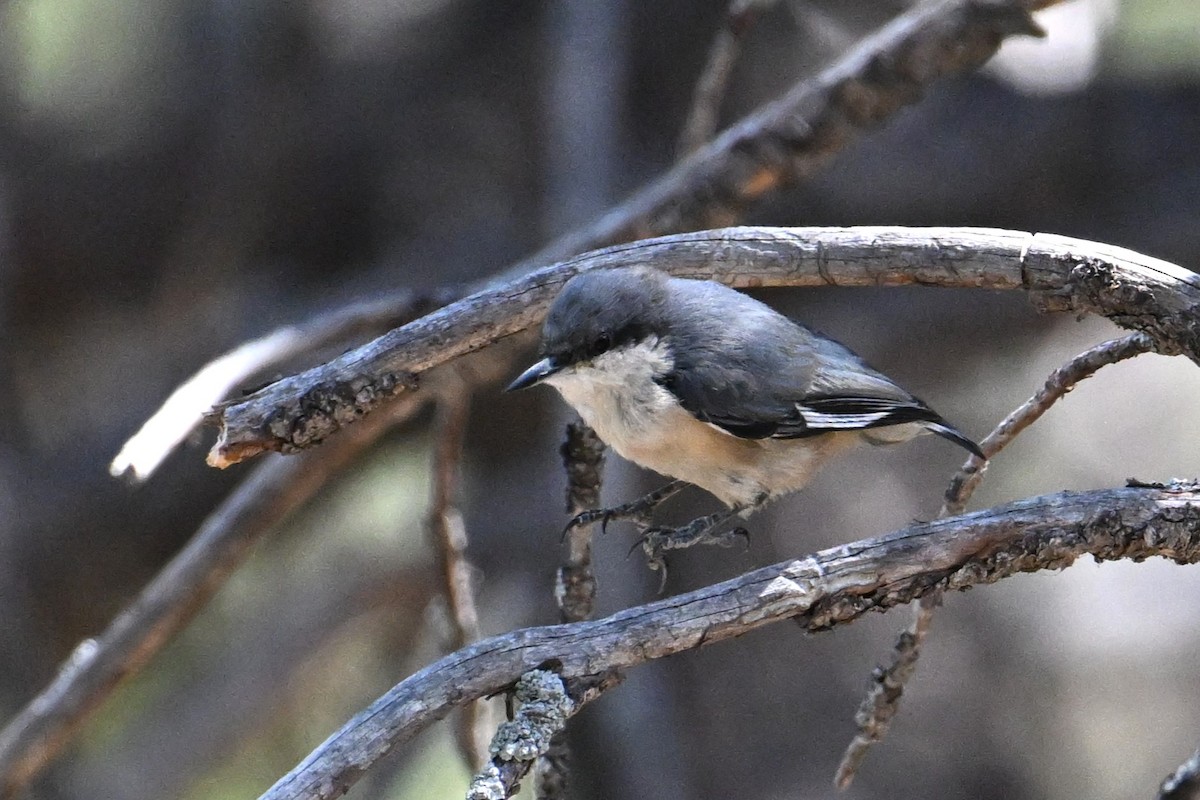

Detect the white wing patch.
xmin=796 ymin=405 xmax=891 ymax=429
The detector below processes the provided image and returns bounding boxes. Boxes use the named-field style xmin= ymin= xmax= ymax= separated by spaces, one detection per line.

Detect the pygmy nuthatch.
xmin=507 ymin=266 xmax=984 ymax=566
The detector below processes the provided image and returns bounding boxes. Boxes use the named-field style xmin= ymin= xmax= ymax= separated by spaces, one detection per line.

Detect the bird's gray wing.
xmin=663 ymin=365 xmax=946 ymax=439
xmin=660 ymin=307 xmax=982 ymax=457
xmin=665 ymin=365 xmax=982 ymax=457
xmin=657 ymin=277 xmax=982 ymax=457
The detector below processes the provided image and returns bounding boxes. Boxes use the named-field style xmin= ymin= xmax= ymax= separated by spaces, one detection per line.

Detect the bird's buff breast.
xmin=546 ymin=366 xmax=835 ymax=507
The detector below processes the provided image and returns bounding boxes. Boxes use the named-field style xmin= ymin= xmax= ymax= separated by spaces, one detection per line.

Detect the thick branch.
xmin=122 ymin=0 xmax=1053 ymax=480
xmin=257 ymin=483 xmax=1200 ymax=800
xmin=209 ymin=226 xmax=1200 ymax=466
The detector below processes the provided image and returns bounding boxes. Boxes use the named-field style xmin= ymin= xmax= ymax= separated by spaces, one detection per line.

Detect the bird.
xmin=507 ymin=266 xmax=984 ymax=571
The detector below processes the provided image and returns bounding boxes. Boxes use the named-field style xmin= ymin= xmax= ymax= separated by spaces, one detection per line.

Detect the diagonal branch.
xmin=207 ymin=226 xmax=1200 ymax=466
xmin=835 ymin=329 xmax=1160 ymax=788
xmin=110 ymin=290 xmax=448 ymax=482
xmin=524 ymin=0 xmax=1047 ymax=267
xmin=0 ymin=396 xmax=421 ymax=800
xmin=257 ymin=482 xmax=1200 ymax=800
xmin=942 ymin=331 xmax=1156 ymax=515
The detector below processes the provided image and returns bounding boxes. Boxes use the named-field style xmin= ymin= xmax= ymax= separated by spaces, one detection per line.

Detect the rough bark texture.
xmin=257 ymin=483 xmax=1200 ymax=800
xmin=208 ymin=227 xmax=1200 ymax=465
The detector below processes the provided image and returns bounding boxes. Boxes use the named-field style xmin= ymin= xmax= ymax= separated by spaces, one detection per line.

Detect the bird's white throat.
xmin=545 ymin=336 xmax=677 ymax=444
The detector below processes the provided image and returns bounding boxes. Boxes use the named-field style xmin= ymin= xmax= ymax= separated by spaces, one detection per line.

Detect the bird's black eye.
xmin=594 ymin=332 xmax=613 ymax=353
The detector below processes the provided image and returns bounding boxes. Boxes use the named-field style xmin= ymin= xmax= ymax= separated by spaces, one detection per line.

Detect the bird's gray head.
xmin=506 ymin=267 xmax=672 ymax=391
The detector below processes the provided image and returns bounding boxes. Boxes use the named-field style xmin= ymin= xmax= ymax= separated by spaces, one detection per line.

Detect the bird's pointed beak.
xmin=505 ymin=357 xmax=562 ymax=392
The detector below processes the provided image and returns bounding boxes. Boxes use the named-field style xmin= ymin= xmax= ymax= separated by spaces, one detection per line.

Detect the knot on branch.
xmin=267 ymin=371 xmax=417 ymax=453
xmin=1066 ymin=258 xmax=1200 ymax=359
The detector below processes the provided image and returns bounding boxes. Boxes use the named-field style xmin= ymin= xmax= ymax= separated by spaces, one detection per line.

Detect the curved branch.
xmin=208 ymin=226 xmax=1200 ymax=466
xmin=117 ymin=0 xmax=1054 ymax=482
xmin=258 ymin=483 xmax=1200 ymax=800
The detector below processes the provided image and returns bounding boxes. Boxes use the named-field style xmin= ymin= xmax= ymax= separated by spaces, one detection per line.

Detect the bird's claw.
xmin=562 ymin=508 xmax=615 ymax=541
xmin=563 ymin=503 xmax=657 ymax=541
xmin=630 ymin=520 xmax=752 ymax=582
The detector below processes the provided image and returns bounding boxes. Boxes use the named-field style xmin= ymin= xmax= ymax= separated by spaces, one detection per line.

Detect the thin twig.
xmin=834 ymin=595 xmax=939 ymax=789
xmin=677 ymin=0 xmax=776 ymax=155
xmin=426 ymin=380 xmax=488 ymax=769
xmin=533 ymin=421 xmax=608 ymax=800
xmin=524 ymin=0 xmax=1048 ymax=267
xmin=556 ymin=421 xmax=606 ymax=624
xmin=207 ymin=226 xmax=1198 ymax=466
xmin=835 ymin=331 xmax=1158 ymax=788
xmin=257 ymin=483 xmax=1200 ymax=800
xmin=942 ymin=332 xmax=1156 ymax=516
xmin=0 ymin=396 xmax=421 ymax=799
xmin=1160 ymin=748 xmax=1200 ymax=800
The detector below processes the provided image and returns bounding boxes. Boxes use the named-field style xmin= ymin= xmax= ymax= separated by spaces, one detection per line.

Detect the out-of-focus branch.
xmin=425 ymin=381 xmax=487 ymax=768
xmin=677 ymin=0 xmax=775 ymax=155
xmin=256 ymin=483 xmax=1200 ymax=800
xmin=527 ymin=0 xmax=1048 ymax=266
xmin=1160 ymin=748 xmax=1200 ymax=800
xmin=207 ymin=226 xmax=1200 ymax=466
xmin=0 ymin=396 xmax=421 ymax=799
xmin=836 ymin=330 xmax=1158 ymax=788
xmin=110 ymin=290 xmax=449 ymax=482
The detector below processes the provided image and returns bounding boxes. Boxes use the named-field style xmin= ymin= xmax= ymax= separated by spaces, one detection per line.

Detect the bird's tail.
xmin=923 ymin=420 xmax=986 ymax=460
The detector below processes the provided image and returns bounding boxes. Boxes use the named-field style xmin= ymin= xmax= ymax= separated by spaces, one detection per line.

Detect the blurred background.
xmin=1 ymin=0 xmax=1199 ymax=798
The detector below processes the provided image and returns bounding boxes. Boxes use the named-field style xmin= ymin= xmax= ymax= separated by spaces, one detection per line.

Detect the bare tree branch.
xmin=466 ymin=670 xmax=623 ymax=800
xmin=835 ymin=594 xmax=940 ymax=790
xmin=836 ymin=330 xmax=1160 ymax=787
xmin=110 ymin=290 xmax=448 ymax=482
xmin=556 ymin=421 xmax=605 ymax=624
xmin=207 ymin=226 xmax=1200 ymax=466
xmin=256 ymin=483 xmax=1200 ymax=800
xmin=677 ymin=0 xmax=775 ymax=156
xmin=425 ymin=380 xmax=488 ymax=769
xmin=0 ymin=397 xmax=421 ymax=799
xmin=525 ymin=0 xmax=1048 ymax=267
xmin=530 ymin=421 xmax=609 ymax=800
xmin=122 ymin=0 xmax=1053 ymax=480
xmin=942 ymin=331 xmax=1156 ymax=516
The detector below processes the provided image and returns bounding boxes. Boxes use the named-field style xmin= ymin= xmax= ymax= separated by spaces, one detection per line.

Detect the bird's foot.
xmin=632 ymin=511 xmax=751 ymax=589
xmin=562 ymin=480 xmax=686 ymax=539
